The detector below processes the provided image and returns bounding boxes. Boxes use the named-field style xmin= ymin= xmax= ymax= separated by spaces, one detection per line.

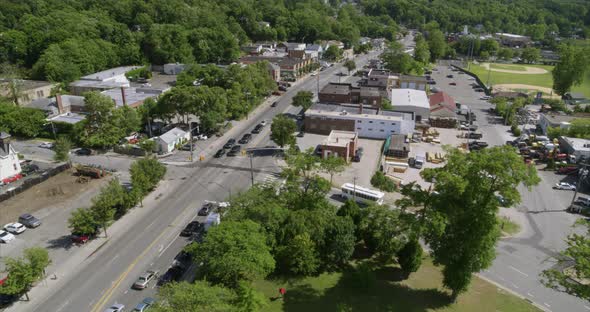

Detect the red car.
xmin=449 ymin=82 xmax=457 ymax=86
xmin=71 ymin=234 xmax=90 ymax=245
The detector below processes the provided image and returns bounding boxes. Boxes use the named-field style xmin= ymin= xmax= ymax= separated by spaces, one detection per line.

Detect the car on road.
xmin=227 ymin=145 xmax=241 ymax=156
xmin=297 ymin=131 xmax=305 ymax=137
xmin=427 ymin=80 xmax=436 ymax=85
xmin=554 ymin=182 xmax=576 ymax=191
xmin=278 ymin=85 xmax=287 ymax=92
xmin=467 ymin=132 xmax=483 ymax=139
xmin=104 ymin=303 xmax=125 ymax=312
xmin=75 ymin=148 xmax=93 ymax=156
xmin=271 ymin=101 xmax=278 ymax=107
xmin=480 ymin=96 xmax=491 ymax=100
xmin=0 ymin=231 xmax=15 ymax=243
xmin=238 ymin=133 xmax=252 ymax=144
xmin=133 ymin=270 xmax=158 ymax=289
xmin=180 ymin=221 xmax=201 ymax=237
xmin=446 ymin=74 xmax=454 ymax=78
xmin=158 ymin=266 xmax=183 ymax=286
xmin=4 ymin=222 xmax=26 ymax=234
xmin=449 ymin=82 xmax=457 ymax=86
xmin=181 ymin=143 xmax=196 ymax=151
xmin=38 ymin=142 xmax=54 ymax=149
xmin=214 ymin=149 xmax=225 ymax=158
xmin=252 ymin=124 xmax=264 ymax=134
xmin=198 ymin=203 xmax=214 ymax=216
xmin=133 ymin=297 xmax=155 ymax=312
xmin=223 ymin=139 xmax=236 ymax=149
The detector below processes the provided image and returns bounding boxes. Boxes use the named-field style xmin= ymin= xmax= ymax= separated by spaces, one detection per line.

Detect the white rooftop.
xmin=306 ymin=106 xmax=406 ymax=122
xmin=495 ymin=33 xmax=529 ymax=39
xmin=562 ymin=136 xmax=590 ymax=152
xmin=47 ymin=112 xmax=85 ymax=124
xmin=158 ymin=127 xmax=187 ymax=144
xmin=323 ymin=130 xmax=357 ymax=147
xmin=390 ymin=89 xmax=429 ymax=109
xmin=80 ymin=66 xmax=141 ymax=81
xmin=101 ymin=87 xmax=163 ymax=107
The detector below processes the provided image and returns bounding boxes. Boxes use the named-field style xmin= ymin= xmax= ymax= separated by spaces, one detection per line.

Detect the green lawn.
xmin=490 ymin=64 xmax=528 ymax=71
xmin=498 ymin=216 xmax=521 ymax=236
xmin=254 ymin=258 xmax=540 ymax=312
xmin=468 ymin=63 xmax=590 ymax=98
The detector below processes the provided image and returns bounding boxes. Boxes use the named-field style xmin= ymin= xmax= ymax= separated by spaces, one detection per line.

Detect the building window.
xmin=380 ymin=129 xmax=384 ymax=132
xmin=391 ymin=123 xmax=396 ymax=125
xmin=369 ymin=121 xmax=373 ymax=123
xmin=357 ymin=127 xmax=362 ymax=130
xmin=357 ymin=120 xmax=362 ymax=123
xmin=368 ymin=128 xmax=373 ymax=131
xmin=380 ymin=122 xmax=384 ymax=124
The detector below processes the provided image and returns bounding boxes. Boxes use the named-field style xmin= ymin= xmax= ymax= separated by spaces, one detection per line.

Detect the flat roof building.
xmin=320 ymin=130 xmax=358 ymax=162
xmin=69 ymin=66 xmax=141 ymax=95
xmin=390 ymin=89 xmax=430 ymax=122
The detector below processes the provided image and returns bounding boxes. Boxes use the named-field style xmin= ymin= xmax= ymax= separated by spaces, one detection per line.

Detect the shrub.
xmin=370 ymin=171 xmax=396 ymax=192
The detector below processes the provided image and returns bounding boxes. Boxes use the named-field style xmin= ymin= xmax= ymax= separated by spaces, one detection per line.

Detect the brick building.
xmin=320 ymin=130 xmax=358 ymax=162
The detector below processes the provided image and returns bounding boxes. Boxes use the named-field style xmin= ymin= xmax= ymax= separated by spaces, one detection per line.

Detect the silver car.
xmin=133 ymin=270 xmax=158 ymax=289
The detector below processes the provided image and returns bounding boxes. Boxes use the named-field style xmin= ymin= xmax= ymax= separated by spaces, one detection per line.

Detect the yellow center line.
xmin=90 ymin=208 xmax=190 ymax=312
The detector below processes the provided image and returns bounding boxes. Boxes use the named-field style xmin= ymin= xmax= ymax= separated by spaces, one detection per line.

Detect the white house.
xmin=69 ymin=66 xmax=141 ymax=95
xmin=154 ymin=127 xmax=190 ymax=153
xmin=0 ymin=133 xmax=22 ymax=183
xmin=390 ymin=89 xmax=430 ymax=122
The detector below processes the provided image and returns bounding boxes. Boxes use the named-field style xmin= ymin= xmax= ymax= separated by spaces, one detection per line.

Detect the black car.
xmin=75 ymin=148 xmax=93 ymax=156
xmin=198 ymin=203 xmax=213 ymax=216
xmin=181 ymin=143 xmax=196 ymax=151
xmin=297 ymin=131 xmax=305 ymax=137
xmin=353 ymin=148 xmax=364 ymax=162
xmin=252 ymin=124 xmax=263 ymax=134
xmin=446 ymin=74 xmax=454 ymax=78
xmin=278 ymin=85 xmax=287 ymax=92
xmin=180 ymin=221 xmax=200 ymax=236
xmin=228 ymin=145 xmax=242 ymax=156
xmin=239 ymin=133 xmax=252 ymax=144
xmin=271 ymin=101 xmax=278 ymax=107
xmin=467 ymin=132 xmax=483 ymax=139
xmin=214 ymin=149 xmax=225 ymax=158
xmin=223 ymin=139 xmax=236 ymax=149
xmin=474 ymin=88 xmax=485 ymax=92
xmin=158 ymin=266 xmax=184 ymax=286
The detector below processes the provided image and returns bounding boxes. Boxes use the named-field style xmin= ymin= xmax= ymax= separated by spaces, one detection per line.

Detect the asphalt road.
xmin=430 ymin=65 xmax=590 ymax=312
xmin=11 ymin=50 xmax=382 ymax=312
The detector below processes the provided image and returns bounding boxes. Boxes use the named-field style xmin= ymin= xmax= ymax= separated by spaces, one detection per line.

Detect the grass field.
xmin=469 ymin=63 xmax=590 ymax=97
xmin=254 ymin=258 xmax=540 ymax=312
xmin=498 ymin=216 xmax=521 ymax=236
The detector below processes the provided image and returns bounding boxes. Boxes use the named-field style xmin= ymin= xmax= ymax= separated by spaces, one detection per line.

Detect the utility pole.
xmin=249 ymin=151 xmax=255 ymax=186
xmin=188 ymin=121 xmax=193 ymax=162
xmin=353 ymin=176 xmax=357 ymax=201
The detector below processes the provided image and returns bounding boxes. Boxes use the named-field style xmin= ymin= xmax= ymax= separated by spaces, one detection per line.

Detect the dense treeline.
xmin=0 ymin=0 xmax=394 ymax=84
xmin=360 ymin=0 xmax=590 ymax=38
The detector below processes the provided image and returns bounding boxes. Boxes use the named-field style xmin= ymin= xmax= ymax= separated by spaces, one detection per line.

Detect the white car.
xmin=195 ymin=134 xmax=207 ymax=140
xmin=0 ymin=230 xmax=15 ymax=243
xmin=554 ymin=182 xmax=576 ymax=191
xmin=4 ymin=222 xmax=26 ymax=234
xmin=104 ymin=303 xmax=125 ymax=312
xmin=38 ymin=142 xmax=54 ymax=149
xmin=260 ymin=120 xmax=267 ymax=127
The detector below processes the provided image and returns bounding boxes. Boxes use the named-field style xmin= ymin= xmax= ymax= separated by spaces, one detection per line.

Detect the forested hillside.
xmin=0 ymin=0 xmax=396 ymax=83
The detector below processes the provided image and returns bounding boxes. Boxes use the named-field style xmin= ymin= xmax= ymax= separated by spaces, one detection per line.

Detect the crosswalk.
xmin=258 ymin=172 xmax=283 ymax=187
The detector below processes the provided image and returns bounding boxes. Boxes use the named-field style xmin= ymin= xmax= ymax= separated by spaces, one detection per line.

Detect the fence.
xmin=0 ymin=163 xmax=72 ymax=203
xmin=450 ymin=64 xmax=491 ymax=95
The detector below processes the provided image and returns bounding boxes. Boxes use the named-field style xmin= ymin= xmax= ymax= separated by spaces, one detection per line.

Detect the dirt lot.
xmin=0 ymin=170 xmax=109 ymax=225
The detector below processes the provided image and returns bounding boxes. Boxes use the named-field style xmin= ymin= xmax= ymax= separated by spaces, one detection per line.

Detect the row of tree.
xmin=0 ymin=100 xmax=47 ymax=138
xmin=68 ymin=157 xmax=166 ymax=237
xmin=0 ymin=247 xmax=51 ymax=301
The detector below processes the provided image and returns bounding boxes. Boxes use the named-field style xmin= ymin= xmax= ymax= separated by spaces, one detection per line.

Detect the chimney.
xmin=121 ymin=87 xmax=127 ymax=106
xmin=56 ymin=94 xmax=64 ymax=114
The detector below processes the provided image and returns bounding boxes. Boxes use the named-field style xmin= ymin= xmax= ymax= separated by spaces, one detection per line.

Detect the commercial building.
xmin=317 ymin=83 xmax=384 ymax=108
xmin=558 ymin=136 xmax=590 ymax=161
xmin=320 ymin=130 xmax=358 ymax=162
xmin=362 ymin=70 xmax=428 ymax=91
xmin=69 ymin=66 xmax=141 ymax=95
xmin=0 ymin=79 xmax=57 ymax=106
xmin=390 ymin=89 xmax=430 ymax=122
xmin=538 ymin=113 xmax=590 ymax=135
xmin=429 ymin=91 xmax=458 ymax=128
xmin=0 ymin=133 xmax=22 ymax=183
xmin=101 ymin=87 xmax=164 ymax=108
xmin=304 ymin=103 xmax=415 ymax=139
xmin=384 ymin=134 xmax=410 ymax=158
xmin=239 ymin=56 xmax=313 ymax=80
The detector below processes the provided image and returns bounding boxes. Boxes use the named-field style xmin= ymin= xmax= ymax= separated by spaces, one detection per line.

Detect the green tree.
xmin=397 ymin=239 xmax=423 ymax=278
xmin=343 ymin=59 xmax=356 ymax=75
xmin=78 ymin=92 xmax=124 ymax=149
xmin=0 ymin=103 xmax=46 ymax=138
xmin=322 ymin=216 xmax=356 ymax=270
xmin=0 ymin=257 xmax=34 ymax=300
xmin=152 ymin=281 xmax=236 ymax=312
xmin=23 ymin=247 xmax=51 ymax=279
xmin=321 ymin=156 xmax=347 ymax=184
xmin=139 ymin=139 xmax=156 ymax=155
xmin=543 ymin=220 xmax=590 ymax=300
xmin=520 ymin=47 xmax=540 ymax=64
xmin=370 ymin=171 xmax=396 ymax=192
xmin=235 ymin=281 xmax=268 ymax=312
xmin=68 ymin=208 xmax=99 ymax=235
xmin=381 ymin=42 xmax=420 ymax=75
xmin=130 ymin=157 xmax=167 ymax=195
xmin=497 ymin=48 xmax=514 ymax=60
xmin=552 ymin=45 xmax=590 ymax=96
xmin=189 ymin=220 xmax=275 ymax=287
xmin=270 ymin=115 xmax=297 ymax=148
xmin=324 ymin=45 xmax=343 ymax=61
xmin=413 ymin=35 xmax=431 ymax=64
xmin=427 ymin=29 xmax=447 ymax=62
xmin=292 ymin=91 xmax=314 ymax=111
xmin=360 ymin=205 xmax=410 ymax=264
xmin=53 ymin=136 xmax=71 ymax=162
xmin=422 ymin=146 xmax=540 ymax=300
xmin=91 ymin=179 xmax=122 ymax=237
xmin=276 ymin=233 xmax=320 ymax=276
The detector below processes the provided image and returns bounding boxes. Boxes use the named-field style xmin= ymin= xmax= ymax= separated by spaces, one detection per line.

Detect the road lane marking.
xmin=159 ymin=233 xmax=180 ymax=257
xmin=584 ymin=305 xmax=590 ymax=310
xmin=509 ymin=265 xmax=529 ymax=277
xmin=124 ymin=290 xmax=128 ymax=294
xmin=544 ymin=303 xmax=551 ymax=307
xmin=90 ymin=224 xmax=173 ymax=312
xmin=56 ymin=300 xmax=70 ymax=312
xmin=527 ymin=292 xmax=535 ymax=298
xmin=511 ymin=283 xmax=519 ymax=289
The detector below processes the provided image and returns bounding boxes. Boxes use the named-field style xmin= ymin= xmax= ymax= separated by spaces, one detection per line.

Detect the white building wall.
xmin=352 ymin=117 xmax=413 ymax=139
xmin=0 ymin=147 xmax=22 ymax=181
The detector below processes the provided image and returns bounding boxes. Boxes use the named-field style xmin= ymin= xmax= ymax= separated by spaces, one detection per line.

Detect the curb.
xmin=476 ymin=273 xmax=551 ymax=312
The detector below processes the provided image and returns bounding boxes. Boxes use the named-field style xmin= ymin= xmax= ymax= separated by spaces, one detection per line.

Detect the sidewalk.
xmin=6 ymin=174 xmax=185 ymax=312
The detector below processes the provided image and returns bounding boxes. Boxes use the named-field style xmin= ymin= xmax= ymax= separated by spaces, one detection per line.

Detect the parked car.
xmin=104 ymin=303 xmax=125 ymax=312
xmin=71 ymin=233 xmax=90 ymax=245
xmin=198 ymin=203 xmax=213 ymax=216
xmin=223 ymin=139 xmax=236 ymax=149
xmin=133 ymin=298 xmax=155 ymax=312
xmin=133 ymin=270 xmax=158 ymax=289
xmin=557 ymin=166 xmax=578 ymax=175
xmin=252 ymin=124 xmax=264 ymax=134
xmin=480 ymin=96 xmax=491 ymax=100
xmin=214 ymin=149 xmax=225 ymax=158
xmin=427 ymin=80 xmax=436 ymax=85
xmin=271 ymin=101 xmax=278 ymax=107
xmin=180 ymin=221 xmax=201 ymax=237
xmin=158 ymin=266 xmax=183 ymax=286
xmin=227 ymin=145 xmax=242 ymax=156
xmin=446 ymin=74 xmax=454 ymax=78
xmin=554 ymin=182 xmax=576 ymax=191
xmin=469 ymin=141 xmax=488 ymax=150
xmin=38 ymin=142 xmax=54 ymax=149
xmin=278 ymin=86 xmax=287 ymax=92
xmin=4 ymin=223 xmax=26 ymax=234
xmin=238 ymin=133 xmax=252 ymax=144
xmin=449 ymin=82 xmax=457 ymax=86
xmin=75 ymin=148 xmax=93 ymax=156
xmin=353 ymin=147 xmax=364 ymax=162
xmin=0 ymin=231 xmax=15 ymax=243
xmin=467 ymin=132 xmax=483 ymax=139
xmin=18 ymin=214 xmax=41 ymax=228
xmin=260 ymin=120 xmax=267 ymax=127
xmin=181 ymin=143 xmax=196 ymax=151
xmin=297 ymin=131 xmax=305 ymax=137
xmin=195 ymin=134 xmax=208 ymax=140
